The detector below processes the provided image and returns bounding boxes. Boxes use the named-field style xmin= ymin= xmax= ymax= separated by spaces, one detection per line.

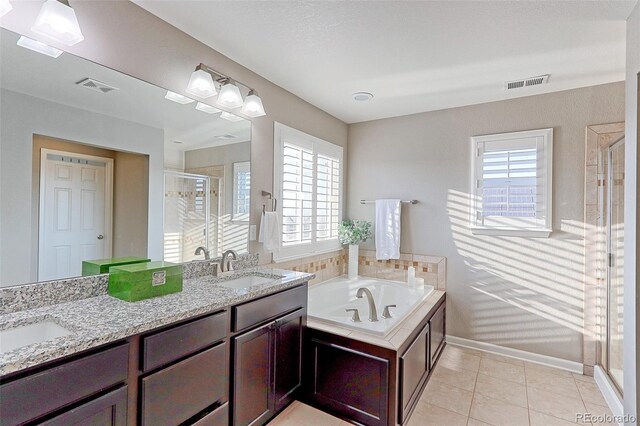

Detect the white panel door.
xmin=39 ymin=151 xmax=112 ymax=280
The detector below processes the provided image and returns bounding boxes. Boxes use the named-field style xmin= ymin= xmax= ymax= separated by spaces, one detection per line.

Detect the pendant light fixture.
xmin=185 ymin=64 xmax=217 ymax=99
xmin=31 ymin=0 xmax=84 ymax=46
xmin=241 ymin=90 xmax=266 ymax=118
xmin=216 ymin=79 xmax=243 ymax=109
xmin=0 ymin=0 xmax=12 ymax=17
xmin=17 ymin=36 xmax=63 ymax=58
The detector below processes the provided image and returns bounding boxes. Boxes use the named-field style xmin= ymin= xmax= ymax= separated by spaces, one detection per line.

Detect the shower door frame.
xmin=163 ymin=170 xmax=213 ymax=262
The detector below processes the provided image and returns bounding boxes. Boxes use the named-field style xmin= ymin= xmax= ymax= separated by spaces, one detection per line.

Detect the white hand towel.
xmin=375 ymin=199 xmax=401 ymax=260
xmin=259 ymin=211 xmax=281 ymax=252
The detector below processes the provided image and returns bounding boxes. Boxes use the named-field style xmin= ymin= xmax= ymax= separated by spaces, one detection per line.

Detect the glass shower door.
xmin=164 ymin=171 xmax=211 ymax=263
xmin=606 ymin=138 xmax=624 ymax=392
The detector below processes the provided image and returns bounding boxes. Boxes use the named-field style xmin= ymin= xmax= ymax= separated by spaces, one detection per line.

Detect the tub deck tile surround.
xmin=0 ymin=267 xmax=313 ymax=376
xmin=306 ymin=290 xmax=445 ymax=350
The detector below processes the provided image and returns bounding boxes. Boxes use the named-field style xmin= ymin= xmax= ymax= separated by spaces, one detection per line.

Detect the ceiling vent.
xmin=214 ymin=134 xmax=236 ymax=140
xmin=76 ymin=78 xmax=119 ymax=94
xmin=505 ymin=74 xmax=550 ymax=90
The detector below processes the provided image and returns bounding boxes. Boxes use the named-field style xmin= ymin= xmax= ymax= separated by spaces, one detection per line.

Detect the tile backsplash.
xmin=267 ymin=248 xmax=446 ymax=290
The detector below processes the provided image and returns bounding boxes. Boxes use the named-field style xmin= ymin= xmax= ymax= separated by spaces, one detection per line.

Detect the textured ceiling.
xmin=134 ymin=0 xmax=635 ymax=123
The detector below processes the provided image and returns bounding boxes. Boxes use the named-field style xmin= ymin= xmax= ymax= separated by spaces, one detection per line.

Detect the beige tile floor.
xmin=268 ymin=345 xmax=615 ymax=426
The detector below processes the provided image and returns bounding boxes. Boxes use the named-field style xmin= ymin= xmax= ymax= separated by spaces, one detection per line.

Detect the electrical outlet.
xmin=250 ymin=225 xmax=257 ymax=241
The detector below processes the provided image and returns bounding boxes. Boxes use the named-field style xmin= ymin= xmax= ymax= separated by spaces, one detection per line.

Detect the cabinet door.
xmin=233 ymin=321 xmax=274 ymax=426
xmin=430 ymin=303 xmax=446 ymax=368
xmin=274 ymin=308 xmax=304 ymax=411
xmin=399 ymin=324 xmax=429 ymax=424
xmin=41 ymin=386 xmax=127 ymax=426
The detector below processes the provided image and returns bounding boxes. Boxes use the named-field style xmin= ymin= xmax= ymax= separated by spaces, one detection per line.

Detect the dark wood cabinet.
xmin=41 ymin=386 xmax=128 ymax=426
xmin=429 ymin=302 xmax=446 ymax=368
xmin=399 ymin=324 xmax=430 ymax=424
xmin=232 ymin=307 xmax=305 ymax=426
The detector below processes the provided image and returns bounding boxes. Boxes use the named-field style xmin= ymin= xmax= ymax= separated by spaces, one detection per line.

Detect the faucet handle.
xmin=345 ymin=308 xmax=361 ymax=323
xmin=382 ymin=304 xmax=396 ymax=319
xmin=209 ymin=262 xmax=219 ymax=277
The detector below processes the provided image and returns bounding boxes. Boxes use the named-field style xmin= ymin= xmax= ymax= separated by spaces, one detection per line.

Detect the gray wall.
xmin=624 ymin=1 xmax=639 ymax=417
xmin=1 ymin=0 xmax=349 ymax=265
xmin=348 ymin=82 xmax=625 ymax=362
xmin=185 ymin=142 xmax=251 ymax=216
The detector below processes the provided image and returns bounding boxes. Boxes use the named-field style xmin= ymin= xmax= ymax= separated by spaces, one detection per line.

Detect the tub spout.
xmin=356 ymin=287 xmax=378 ymax=322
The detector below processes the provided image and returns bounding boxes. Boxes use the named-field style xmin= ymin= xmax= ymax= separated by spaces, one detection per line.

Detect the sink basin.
xmin=218 ymin=275 xmax=276 ymax=290
xmin=0 ymin=320 xmax=72 ymax=354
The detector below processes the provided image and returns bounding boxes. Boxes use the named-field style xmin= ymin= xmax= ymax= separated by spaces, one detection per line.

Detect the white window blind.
xmin=232 ymin=161 xmax=250 ymax=221
xmin=274 ymin=123 xmax=343 ymax=261
xmin=470 ymin=128 xmax=553 ymax=237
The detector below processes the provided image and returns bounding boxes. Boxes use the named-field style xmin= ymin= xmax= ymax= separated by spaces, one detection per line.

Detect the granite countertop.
xmin=0 ymin=268 xmax=314 ymax=376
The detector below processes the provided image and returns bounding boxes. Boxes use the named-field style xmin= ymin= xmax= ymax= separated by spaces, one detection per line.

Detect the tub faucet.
xmin=195 ymin=246 xmax=210 ymax=260
xmin=356 ymin=287 xmax=378 ymax=322
xmin=220 ymin=249 xmax=238 ymax=272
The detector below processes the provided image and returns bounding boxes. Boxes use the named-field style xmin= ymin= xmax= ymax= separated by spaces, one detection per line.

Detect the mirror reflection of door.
xmin=38 ymin=149 xmax=113 ymax=281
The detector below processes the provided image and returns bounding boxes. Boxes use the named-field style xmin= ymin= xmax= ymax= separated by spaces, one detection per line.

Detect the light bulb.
xmin=185 ymin=67 xmax=217 ymax=98
xmin=241 ymin=90 xmax=266 ymax=117
xmin=0 ymin=0 xmax=12 ymax=17
xmin=196 ymin=102 xmax=221 ymax=114
xmin=220 ymin=111 xmax=245 ymax=122
xmin=216 ymin=80 xmax=243 ymax=109
xmin=17 ymin=36 xmax=63 ymax=58
xmin=165 ymin=91 xmax=195 ymax=105
xmin=31 ymin=0 xmax=84 ymax=46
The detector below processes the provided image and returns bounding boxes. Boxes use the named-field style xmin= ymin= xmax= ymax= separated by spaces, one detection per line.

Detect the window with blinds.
xmin=232 ymin=161 xmax=250 ymax=221
xmin=470 ymin=128 xmax=553 ymax=237
xmin=274 ymin=123 xmax=343 ymax=260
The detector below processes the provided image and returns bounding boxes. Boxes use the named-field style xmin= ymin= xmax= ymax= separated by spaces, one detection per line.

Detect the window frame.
xmin=470 ymin=128 xmax=553 ymax=238
xmin=273 ymin=122 xmax=344 ymax=261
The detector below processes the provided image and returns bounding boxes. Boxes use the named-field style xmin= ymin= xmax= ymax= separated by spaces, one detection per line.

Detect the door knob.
xmin=97 ymin=235 xmax=104 ymax=240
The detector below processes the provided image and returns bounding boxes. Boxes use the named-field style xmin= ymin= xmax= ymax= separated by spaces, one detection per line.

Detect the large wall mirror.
xmin=0 ymin=28 xmax=251 ymax=287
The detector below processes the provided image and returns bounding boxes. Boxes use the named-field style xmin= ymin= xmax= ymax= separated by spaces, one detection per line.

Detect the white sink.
xmin=0 ymin=320 xmax=72 ymax=354
xmin=218 ymin=275 xmax=276 ymax=290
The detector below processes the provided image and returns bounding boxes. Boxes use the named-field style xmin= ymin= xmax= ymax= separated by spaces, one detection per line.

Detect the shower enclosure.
xmin=163 ymin=171 xmax=221 ymax=263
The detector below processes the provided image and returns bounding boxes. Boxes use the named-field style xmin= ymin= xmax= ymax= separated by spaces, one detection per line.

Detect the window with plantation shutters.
xmin=470 ymin=128 xmax=553 ymax=237
xmin=274 ymin=123 xmax=343 ymax=261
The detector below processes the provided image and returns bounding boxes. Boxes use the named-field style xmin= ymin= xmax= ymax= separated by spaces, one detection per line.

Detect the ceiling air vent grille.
xmin=76 ymin=78 xmax=119 ymax=94
xmin=505 ymin=74 xmax=550 ymax=90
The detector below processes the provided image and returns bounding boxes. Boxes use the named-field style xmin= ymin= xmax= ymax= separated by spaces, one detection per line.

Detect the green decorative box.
xmin=82 ymin=257 xmax=151 ymax=276
xmin=108 ymin=261 xmax=183 ymax=302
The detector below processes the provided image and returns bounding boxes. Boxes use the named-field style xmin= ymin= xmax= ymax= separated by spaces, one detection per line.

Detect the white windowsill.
xmin=470 ymin=227 xmax=552 ymax=238
xmin=273 ymin=245 xmax=343 ymax=263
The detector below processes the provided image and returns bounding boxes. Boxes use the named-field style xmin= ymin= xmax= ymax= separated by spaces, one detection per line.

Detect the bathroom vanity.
xmin=0 ymin=269 xmax=310 ymax=426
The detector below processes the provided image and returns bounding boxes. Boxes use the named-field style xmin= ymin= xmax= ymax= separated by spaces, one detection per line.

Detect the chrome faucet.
xmin=356 ymin=287 xmax=378 ymax=322
xmin=220 ymin=249 xmax=238 ymax=272
xmin=195 ymin=246 xmax=210 ymax=260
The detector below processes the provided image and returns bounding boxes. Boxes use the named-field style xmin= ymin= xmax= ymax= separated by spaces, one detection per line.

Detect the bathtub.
xmin=308 ymin=276 xmax=434 ymax=336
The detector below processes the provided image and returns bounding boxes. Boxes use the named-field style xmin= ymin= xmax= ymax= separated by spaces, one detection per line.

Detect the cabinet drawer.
xmin=142 ymin=311 xmax=227 ymax=372
xmin=141 ymin=342 xmax=227 ymax=426
xmin=193 ymin=403 xmax=229 ymax=426
xmin=232 ymin=285 xmax=306 ymax=332
xmin=40 ymin=386 xmax=128 ymax=426
xmin=0 ymin=343 xmax=129 ymax=426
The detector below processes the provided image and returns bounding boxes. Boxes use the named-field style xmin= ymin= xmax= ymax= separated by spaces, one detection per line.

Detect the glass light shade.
xmin=220 ymin=111 xmax=244 ymax=122
xmin=185 ymin=68 xmax=217 ymax=98
xmin=165 ymin=91 xmax=195 ymax=104
xmin=241 ymin=91 xmax=266 ymax=117
xmin=31 ymin=0 xmax=84 ymax=46
xmin=196 ymin=102 xmax=221 ymax=114
xmin=216 ymin=80 xmax=243 ymax=109
xmin=17 ymin=36 xmax=63 ymax=58
xmin=0 ymin=0 xmax=12 ymax=17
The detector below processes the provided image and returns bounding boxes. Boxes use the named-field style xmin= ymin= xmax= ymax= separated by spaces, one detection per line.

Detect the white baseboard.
xmin=594 ymin=365 xmax=624 ymax=422
xmin=446 ymin=335 xmax=583 ymax=374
